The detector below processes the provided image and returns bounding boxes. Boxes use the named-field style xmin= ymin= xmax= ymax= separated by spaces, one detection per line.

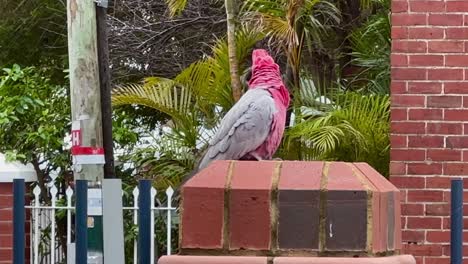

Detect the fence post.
xmin=75 ymin=180 xmax=88 ymax=264
xmin=138 ymin=180 xmax=151 ymax=264
xmin=13 ymin=179 xmax=25 ymax=264
xmin=451 ymin=179 xmax=463 ymax=264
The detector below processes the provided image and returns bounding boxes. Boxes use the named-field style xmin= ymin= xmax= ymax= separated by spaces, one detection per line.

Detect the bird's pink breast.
xmin=250 ymin=90 xmax=288 ymax=159
xmin=246 ymin=49 xmax=290 ymax=160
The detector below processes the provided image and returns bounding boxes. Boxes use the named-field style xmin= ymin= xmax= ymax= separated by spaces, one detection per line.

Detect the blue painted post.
xmin=138 ymin=180 xmax=151 ymax=264
xmin=13 ymin=179 xmax=25 ymax=264
xmin=451 ymin=179 xmax=463 ymax=264
xmin=75 ymin=180 xmax=88 ymax=264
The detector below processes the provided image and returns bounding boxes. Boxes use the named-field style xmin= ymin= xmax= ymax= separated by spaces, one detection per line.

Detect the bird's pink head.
xmin=251 ymin=49 xmax=275 ymax=67
xmin=249 ymin=49 xmax=279 ymax=83
xmin=248 ymin=49 xmax=290 ymax=107
xmin=249 ymin=49 xmax=282 ymax=87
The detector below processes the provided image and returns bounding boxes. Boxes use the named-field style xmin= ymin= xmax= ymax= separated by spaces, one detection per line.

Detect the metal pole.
xmin=138 ymin=180 xmax=151 ymax=264
xmin=75 ymin=180 xmax=88 ymax=264
xmin=13 ymin=179 xmax=25 ymax=264
xmin=450 ymin=179 xmax=463 ymax=264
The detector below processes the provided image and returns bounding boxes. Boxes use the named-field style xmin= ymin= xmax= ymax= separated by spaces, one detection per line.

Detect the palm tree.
xmin=241 ymin=0 xmax=341 ymax=90
xmin=240 ymin=0 xmax=341 ymax=127
xmin=225 ymin=0 xmax=242 ymax=101
xmin=165 ymin=0 xmax=243 ymax=102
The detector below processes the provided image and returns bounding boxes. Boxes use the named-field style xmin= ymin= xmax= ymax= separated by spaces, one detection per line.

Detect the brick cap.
xmin=184 ymin=160 xmax=397 ymax=192
xmin=274 ymin=255 xmax=416 ymax=264
xmin=159 ymin=255 xmax=416 ymax=264
xmin=158 ymin=256 xmax=268 ymax=264
xmin=180 ymin=160 xmax=401 ymax=255
xmin=0 ymin=154 xmax=36 ymax=183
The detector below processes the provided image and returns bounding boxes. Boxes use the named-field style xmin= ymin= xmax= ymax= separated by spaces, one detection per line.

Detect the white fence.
xmin=25 ymin=182 xmax=178 ymax=264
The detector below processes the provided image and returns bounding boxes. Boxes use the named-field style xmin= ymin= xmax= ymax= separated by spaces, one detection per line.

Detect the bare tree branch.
xmin=108 ymin=0 xmax=226 ymax=82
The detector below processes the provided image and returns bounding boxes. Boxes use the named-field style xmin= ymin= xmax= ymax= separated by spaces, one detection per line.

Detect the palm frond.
xmin=241 ymin=0 xmax=285 ymax=15
xmin=285 ymin=91 xmax=390 ymax=176
xmin=300 ymin=0 xmax=340 ymax=49
xmin=164 ymin=0 xmax=188 ymax=17
xmin=112 ymin=81 xmax=195 ymax=128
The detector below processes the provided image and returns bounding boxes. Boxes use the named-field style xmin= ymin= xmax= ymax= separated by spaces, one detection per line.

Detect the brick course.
xmin=391 ymin=0 xmax=468 ymax=263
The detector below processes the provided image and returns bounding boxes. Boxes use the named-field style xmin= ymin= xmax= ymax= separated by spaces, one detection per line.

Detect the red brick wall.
xmin=391 ymin=1 xmax=468 ymax=263
xmin=0 ymin=182 xmax=31 ymax=264
xmin=0 ymin=183 xmax=14 ymax=263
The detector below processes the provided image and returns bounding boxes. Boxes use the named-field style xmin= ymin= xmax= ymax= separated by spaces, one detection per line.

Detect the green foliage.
xmin=346 ymin=0 xmax=391 ymax=94
xmin=241 ymin=0 xmax=341 ymax=89
xmin=285 ymin=91 xmax=390 ymax=176
xmin=113 ymin=0 xmax=394 ymax=184
xmin=0 ymin=64 xmax=70 ymax=169
xmin=0 ymin=65 xmax=140 ymax=173
xmin=0 ymin=64 xmax=146 ymax=261
xmin=164 ymin=0 xmax=189 ymax=17
xmin=0 ymin=0 xmax=67 ymax=79
xmin=242 ymin=0 xmax=340 ymax=49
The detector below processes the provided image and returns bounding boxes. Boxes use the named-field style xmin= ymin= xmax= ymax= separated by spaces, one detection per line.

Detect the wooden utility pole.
xmin=67 ymin=2 xmax=123 ymax=263
xmin=96 ymin=3 xmax=115 ymax=179
xmin=67 ymin=0 xmax=104 ymax=181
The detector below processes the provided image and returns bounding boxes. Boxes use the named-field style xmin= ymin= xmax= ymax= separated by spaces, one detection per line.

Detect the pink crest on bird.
xmin=249 ymin=49 xmax=283 ymax=89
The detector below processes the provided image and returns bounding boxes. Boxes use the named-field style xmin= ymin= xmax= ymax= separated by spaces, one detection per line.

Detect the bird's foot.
xmin=250 ymin=153 xmax=263 ymax=161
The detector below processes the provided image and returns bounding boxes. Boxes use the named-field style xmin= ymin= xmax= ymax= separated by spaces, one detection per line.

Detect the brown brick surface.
xmin=390 ymin=0 xmax=468 ymax=261
xmin=229 ymin=161 xmax=276 ymax=250
xmin=159 ymin=255 xmax=416 ymax=264
xmin=181 ymin=161 xmax=230 ymax=249
xmin=0 ymin=182 xmax=33 ymax=264
xmin=0 ymin=183 xmax=12 ymax=195
xmin=273 ymin=255 xmax=416 ymax=264
xmin=327 ymin=162 xmax=364 ymax=190
xmin=355 ymin=163 xmax=402 ymax=251
xmin=0 ymin=249 xmax=12 ymax=263
xmin=159 ymin=256 xmax=268 ymax=264
xmin=325 ymin=190 xmax=368 ymax=251
xmin=277 ymin=161 xmax=323 ymax=249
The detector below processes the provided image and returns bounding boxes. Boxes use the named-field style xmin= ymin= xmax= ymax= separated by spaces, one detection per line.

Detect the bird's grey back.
xmin=197 ymin=88 xmax=276 ymax=170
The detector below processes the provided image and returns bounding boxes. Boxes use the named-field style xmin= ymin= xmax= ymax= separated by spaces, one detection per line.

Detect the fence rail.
xmin=24 ymin=181 xmax=177 ymax=264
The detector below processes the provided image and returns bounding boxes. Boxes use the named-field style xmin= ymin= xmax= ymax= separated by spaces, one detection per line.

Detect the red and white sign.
xmin=71 ymin=121 xmax=81 ymax=147
xmin=71 ymin=120 xmax=105 ymax=165
xmin=72 ymin=146 xmax=105 ymax=164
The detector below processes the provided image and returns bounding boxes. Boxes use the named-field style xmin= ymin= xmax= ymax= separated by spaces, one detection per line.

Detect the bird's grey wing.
xmin=198 ymin=89 xmax=276 ymax=169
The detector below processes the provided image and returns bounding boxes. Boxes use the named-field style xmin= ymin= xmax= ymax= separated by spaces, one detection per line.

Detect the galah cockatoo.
xmin=197 ymin=49 xmax=290 ymax=170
